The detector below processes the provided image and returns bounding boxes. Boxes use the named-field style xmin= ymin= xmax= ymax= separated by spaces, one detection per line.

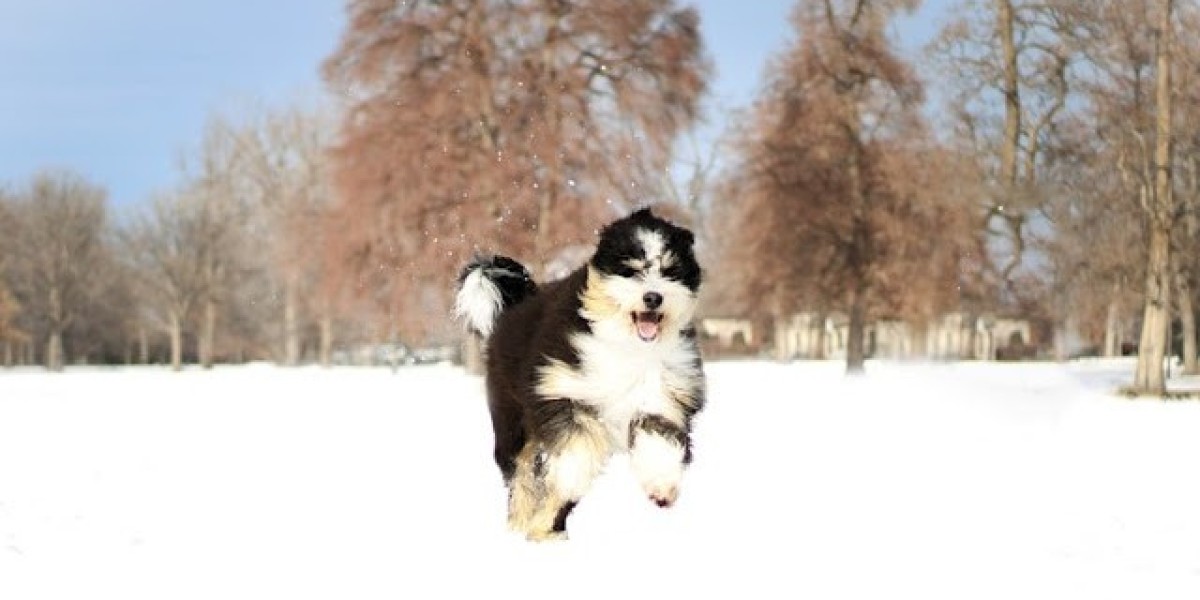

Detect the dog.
xmin=454 ymin=207 xmax=706 ymax=541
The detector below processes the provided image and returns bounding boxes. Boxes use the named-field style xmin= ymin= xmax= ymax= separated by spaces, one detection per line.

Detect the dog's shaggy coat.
xmin=455 ymin=208 xmax=706 ymax=540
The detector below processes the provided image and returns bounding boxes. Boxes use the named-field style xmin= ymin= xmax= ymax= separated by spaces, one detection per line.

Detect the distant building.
xmin=700 ymin=318 xmax=755 ymax=348
xmin=701 ymin=311 xmax=1038 ymax=361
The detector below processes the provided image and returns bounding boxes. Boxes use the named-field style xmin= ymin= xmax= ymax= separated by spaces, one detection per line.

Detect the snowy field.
xmin=2 ymin=358 xmax=1200 ymax=599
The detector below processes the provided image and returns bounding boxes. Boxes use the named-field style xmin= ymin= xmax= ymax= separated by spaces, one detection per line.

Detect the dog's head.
xmin=582 ymin=207 xmax=702 ymax=343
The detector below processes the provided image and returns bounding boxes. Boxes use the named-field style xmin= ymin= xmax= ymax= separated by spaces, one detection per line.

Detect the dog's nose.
xmin=643 ymin=292 xmax=663 ymax=310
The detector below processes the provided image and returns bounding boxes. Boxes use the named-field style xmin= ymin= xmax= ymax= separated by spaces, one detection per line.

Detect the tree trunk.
xmin=994 ymin=0 xmax=1025 ymax=282
xmin=1053 ymin=321 xmax=1069 ymax=362
xmin=169 ymin=311 xmax=184 ymax=372
xmin=1133 ymin=202 xmax=1172 ymax=395
xmin=46 ymin=330 xmax=63 ymax=371
xmin=319 ymin=313 xmax=334 ymax=368
xmin=846 ymin=284 xmax=867 ymax=375
xmin=46 ymin=284 xmax=64 ymax=371
xmin=997 ymin=0 xmax=1020 ymax=194
xmin=845 ymin=130 xmax=868 ymax=375
xmin=770 ymin=283 xmax=789 ymax=362
xmin=1181 ymin=145 xmax=1200 ymax=374
xmin=284 ymin=278 xmax=300 ymax=366
xmin=138 ymin=326 xmax=149 ymax=365
xmin=3 ymin=340 xmax=11 ymax=367
xmin=1177 ymin=269 xmax=1197 ymax=373
xmin=1104 ymin=295 xmax=1121 ymax=357
xmin=1132 ymin=0 xmax=1175 ymax=396
xmin=835 ymin=19 xmax=871 ymax=375
xmin=199 ymin=298 xmax=216 ymax=369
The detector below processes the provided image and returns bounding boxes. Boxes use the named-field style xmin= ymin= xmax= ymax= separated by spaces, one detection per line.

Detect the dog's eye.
xmin=614 ymin=265 xmax=638 ymax=278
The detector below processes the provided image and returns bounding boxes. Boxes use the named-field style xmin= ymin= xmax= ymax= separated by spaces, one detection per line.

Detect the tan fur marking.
xmin=579 ymin=266 xmax=621 ymax=321
xmin=535 ymin=358 xmax=577 ymax=401
xmin=506 ymin=414 xmax=612 ymax=542
xmin=555 ymin=418 xmax=610 ymax=472
xmin=506 ymin=443 xmax=546 ymax=534
xmin=648 ymin=392 xmax=687 ymax=430
xmin=664 ymin=366 xmax=704 ymax=414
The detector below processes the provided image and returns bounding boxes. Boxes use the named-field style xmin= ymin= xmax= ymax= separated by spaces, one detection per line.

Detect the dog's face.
xmin=582 ymin=208 xmax=702 ymax=343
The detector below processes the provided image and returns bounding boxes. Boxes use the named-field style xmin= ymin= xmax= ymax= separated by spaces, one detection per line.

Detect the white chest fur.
xmin=535 ymin=329 xmax=700 ymax=451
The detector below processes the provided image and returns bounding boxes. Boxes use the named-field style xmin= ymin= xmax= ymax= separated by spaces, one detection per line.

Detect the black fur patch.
xmin=629 ymin=413 xmax=694 ymax=464
xmin=552 ymin=501 xmax=578 ymax=533
xmin=485 ymin=268 xmax=593 ymax=484
xmin=591 ymin=208 xmax=702 ymax=292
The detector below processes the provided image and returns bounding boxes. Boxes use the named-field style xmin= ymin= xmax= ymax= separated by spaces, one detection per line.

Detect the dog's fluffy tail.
xmin=454 ymin=255 xmax=537 ymax=338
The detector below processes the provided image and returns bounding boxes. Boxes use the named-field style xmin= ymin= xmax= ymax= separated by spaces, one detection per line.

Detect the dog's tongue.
xmin=636 ymin=313 xmax=660 ymax=342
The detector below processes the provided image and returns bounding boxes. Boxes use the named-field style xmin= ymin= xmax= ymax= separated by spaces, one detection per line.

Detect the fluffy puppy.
xmin=454 ymin=208 xmax=706 ymax=541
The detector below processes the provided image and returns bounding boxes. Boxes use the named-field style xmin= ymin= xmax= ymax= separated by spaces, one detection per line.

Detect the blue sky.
xmin=0 ymin=0 xmax=954 ymax=211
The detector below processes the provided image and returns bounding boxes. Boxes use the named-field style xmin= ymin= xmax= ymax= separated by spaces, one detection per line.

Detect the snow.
xmin=2 ymin=358 xmax=1200 ymax=599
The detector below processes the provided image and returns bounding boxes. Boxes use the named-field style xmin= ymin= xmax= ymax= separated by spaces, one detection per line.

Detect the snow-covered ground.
xmin=2 ymin=358 xmax=1199 ymax=599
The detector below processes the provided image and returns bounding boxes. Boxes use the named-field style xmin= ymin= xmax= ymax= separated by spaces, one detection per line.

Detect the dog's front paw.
xmin=631 ymin=433 xmax=685 ymax=509
xmin=646 ymin=484 xmax=679 ymax=508
xmin=527 ymin=529 xmax=568 ymax=542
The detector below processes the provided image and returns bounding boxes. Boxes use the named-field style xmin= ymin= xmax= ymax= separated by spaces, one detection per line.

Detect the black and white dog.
xmin=454 ymin=208 xmax=706 ymax=541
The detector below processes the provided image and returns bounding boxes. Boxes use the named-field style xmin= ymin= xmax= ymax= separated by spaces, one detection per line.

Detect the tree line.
xmin=0 ymin=107 xmax=345 ymax=371
xmin=1 ymin=0 xmax=1196 ymax=396
xmin=710 ymin=0 xmax=1198 ymax=395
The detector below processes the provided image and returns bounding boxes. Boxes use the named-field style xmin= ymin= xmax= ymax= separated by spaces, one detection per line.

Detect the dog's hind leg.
xmin=489 ymin=400 xmax=525 ymax=483
xmin=507 ymin=404 xmax=610 ymax=541
xmin=506 ymin=443 xmax=552 ymax=538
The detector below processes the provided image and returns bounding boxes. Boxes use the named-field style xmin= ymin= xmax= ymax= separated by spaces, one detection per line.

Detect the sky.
xmin=0 ymin=0 xmax=955 ymax=212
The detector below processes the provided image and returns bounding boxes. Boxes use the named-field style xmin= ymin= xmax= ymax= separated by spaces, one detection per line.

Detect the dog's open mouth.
xmin=632 ymin=311 xmax=664 ymax=342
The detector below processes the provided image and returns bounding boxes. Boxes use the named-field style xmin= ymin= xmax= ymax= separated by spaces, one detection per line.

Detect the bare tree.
xmin=1169 ymin=3 xmax=1200 ymax=373
xmin=322 ymin=0 xmax=710 ymax=344
xmin=121 ymin=191 xmax=213 ymax=370
xmin=1037 ymin=113 xmax=1144 ymax=359
xmin=0 ymin=195 xmax=23 ymax=365
xmin=715 ymin=0 xmax=973 ymax=373
xmin=1130 ymin=0 xmax=1176 ymax=394
xmin=662 ymin=130 xmax=721 ymax=236
xmin=1071 ymin=0 xmax=1179 ymax=393
xmin=0 ymin=202 xmax=22 ymax=364
xmin=176 ymin=118 xmax=257 ymax=369
xmin=6 ymin=171 xmax=112 ymax=370
xmin=930 ymin=0 xmax=1088 ymax=307
xmin=0 ymin=284 xmax=19 ymax=366
xmin=230 ymin=105 xmax=334 ymax=366
xmin=0 ymin=99 xmax=345 ymax=371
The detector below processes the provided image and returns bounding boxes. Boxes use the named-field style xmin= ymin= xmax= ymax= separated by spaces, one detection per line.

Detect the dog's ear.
xmin=599 ymin=206 xmax=654 ymax=239
xmin=675 ymin=226 xmax=695 ymax=249
xmin=631 ymin=207 xmax=654 ymax=220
